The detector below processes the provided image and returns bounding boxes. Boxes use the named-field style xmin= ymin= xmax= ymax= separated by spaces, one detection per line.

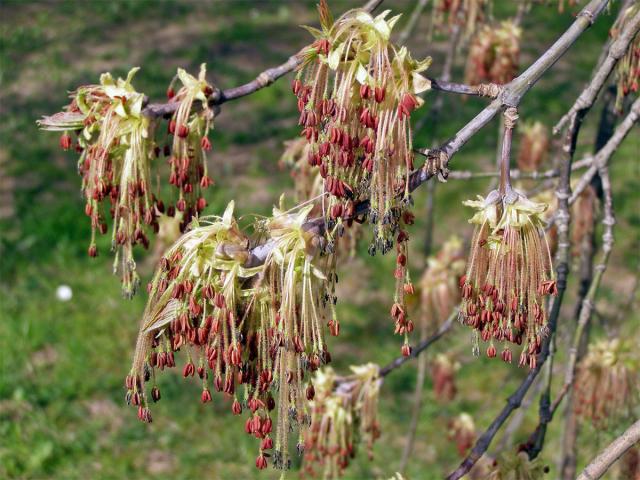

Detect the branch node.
xmin=503 ymin=107 xmax=519 ymax=129
xmin=476 ymin=83 xmax=502 ymax=98
xmin=422 ymin=149 xmax=450 ymax=182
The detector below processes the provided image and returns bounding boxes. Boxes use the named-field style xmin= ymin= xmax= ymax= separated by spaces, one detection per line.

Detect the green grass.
xmin=1 ymin=1 xmax=639 ymax=479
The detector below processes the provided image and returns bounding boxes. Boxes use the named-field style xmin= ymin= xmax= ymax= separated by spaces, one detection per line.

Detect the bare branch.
xmin=577 ymin=419 xmax=640 ymax=480
xmin=554 ymin=8 xmax=640 ymax=133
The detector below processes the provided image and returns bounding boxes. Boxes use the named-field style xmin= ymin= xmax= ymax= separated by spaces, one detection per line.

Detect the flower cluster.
xmin=460 ymin=189 xmax=557 ymax=368
xmin=38 ymin=68 xmax=156 ymax=297
xmin=419 ymin=235 xmax=466 ymax=332
xmin=487 ymin=452 xmax=549 ymax=480
xmin=302 ymin=363 xmax=381 ymax=478
xmin=431 ymin=353 xmax=460 ymax=402
xmin=465 ymin=21 xmax=521 ymax=85
xmin=293 ymin=1 xmax=431 ymax=253
xmin=516 ymin=122 xmax=549 ymax=172
xmin=612 ymin=3 xmax=640 ymax=112
xmin=166 ymin=64 xmax=216 ymax=230
xmin=432 ymin=0 xmax=491 ymax=39
xmin=126 ymin=201 xmax=339 ymax=471
xmin=574 ymin=338 xmax=639 ymax=427
xmin=38 ymin=65 xmax=216 ymax=296
xmin=449 ymin=413 xmax=476 ymax=457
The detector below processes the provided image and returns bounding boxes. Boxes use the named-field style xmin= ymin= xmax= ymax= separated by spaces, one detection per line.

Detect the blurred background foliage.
xmin=0 ymin=1 xmax=638 ymax=479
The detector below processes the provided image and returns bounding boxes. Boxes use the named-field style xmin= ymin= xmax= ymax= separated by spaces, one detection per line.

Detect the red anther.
xmin=261 ymin=417 xmax=272 ymax=435
xmin=88 ymin=244 xmax=98 ymax=257
xmin=201 ymin=389 xmax=212 ymax=403
xmin=168 ymin=120 xmax=176 ymax=135
xmin=403 ymin=283 xmax=415 ymax=295
xmin=487 ymin=344 xmax=497 ymax=358
xmin=374 ymin=86 xmax=385 ymax=103
xmin=166 ymin=87 xmax=175 ymax=99
xmin=196 ymin=197 xmax=207 ymax=212
xmin=256 ymin=453 xmax=267 ymax=470
xmin=360 ymin=83 xmax=371 ymax=99
xmin=306 ymin=384 xmax=315 ymax=400
xmin=182 ymin=362 xmax=195 ymax=377
xmin=59 ymin=133 xmax=72 ymax=150
xmin=501 ymin=348 xmax=513 ymax=363
xmin=261 ymin=437 xmax=273 ymax=450
xmin=401 ymin=344 xmax=412 ymax=357
xmin=292 ymin=78 xmax=303 ymax=95
xmin=200 ymin=175 xmax=214 ymax=188
xmin=201 ymin=136 xmax=212 ymax=151
xmin=232 ymin=399 xmax=242 ymax=415
xmin=177 ymin=124 xmax=189 ymax=138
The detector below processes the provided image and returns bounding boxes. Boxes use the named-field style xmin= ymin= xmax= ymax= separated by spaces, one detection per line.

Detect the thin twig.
xmin=554 ymin=7 xmax=640 ymax=133
xmin=397 ymin=0 xmax=430 ymax=45
xmin=576 ymin=418 xmax=640 ymax=480
xmin=379 ymin=308 xmax=457 ymax=377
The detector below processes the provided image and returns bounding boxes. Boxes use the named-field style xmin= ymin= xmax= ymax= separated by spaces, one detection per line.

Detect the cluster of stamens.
xmin=39 ymin=65 xmax=216 ymax=296
xmin=125 ymin=201 xmax=338 ymax=471
xmin=302 ymin=364 xmax=381 ymax=478
xmin=460 ymin=190 xmax=557 ymax=368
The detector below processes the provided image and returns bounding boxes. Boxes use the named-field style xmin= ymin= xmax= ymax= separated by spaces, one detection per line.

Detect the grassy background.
xmin=1 ymin=1 xmax=638 ymax=479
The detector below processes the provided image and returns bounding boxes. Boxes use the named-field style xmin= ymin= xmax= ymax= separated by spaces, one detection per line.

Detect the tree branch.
xmin=554 ymin=8 xmax=640 ymax=133
xmin=444 ymin=4 xmax=612 ymax=476
xmin=577 ymin=419 xmax=640 ymax=480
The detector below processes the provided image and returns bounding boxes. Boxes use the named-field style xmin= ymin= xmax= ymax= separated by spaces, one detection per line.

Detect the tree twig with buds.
xmin=554 ymin=8 xmax=640 ymax=134
xmin=576 ymin=418 xmax=640 ymax=480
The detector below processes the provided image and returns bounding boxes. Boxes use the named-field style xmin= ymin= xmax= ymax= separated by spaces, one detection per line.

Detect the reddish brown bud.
xmin=59 ymin=133 xmax=72 ymax=150
xmin=201 ymin=388 xmax=212 ymax=403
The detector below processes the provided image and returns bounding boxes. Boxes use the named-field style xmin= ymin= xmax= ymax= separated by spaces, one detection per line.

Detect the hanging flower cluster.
xmin=166 ymin=64 xmax=216 ymax=230
xmin=460 ymin=189 xmax=557 ymax=368
xmin=39 ymin=65 xmax=216 ymax=296
xmin=126 ymin=201 xmax=339 ymax=471
xmin=465 ymin=21 xmax=521 ymax=86
xmin=516 ymin=122 xmax=549 ymax=172
xmin=431 ymin=353 xmax=459 ymax=402
xmin=612 ymin=3 xmax=640 ymax=112
xmin=574 ymin=338 xmax=638 ymax=427
xmin=38 ymin=68 xmax=156 ymax=297
xmin=419 ymin=235 xmax=465 ymax=332
xmin=487 ymin=452 xmax=549 ymax=480
xmin=302 ymin=363 xmax=381 ymax=478
xmin=449 ymin=413 xmax=476 ymax=457
xmin=293 ymin=1 xmax=431 ymax=255
xmin=432 ymin=0 xmax=491 ymax=39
